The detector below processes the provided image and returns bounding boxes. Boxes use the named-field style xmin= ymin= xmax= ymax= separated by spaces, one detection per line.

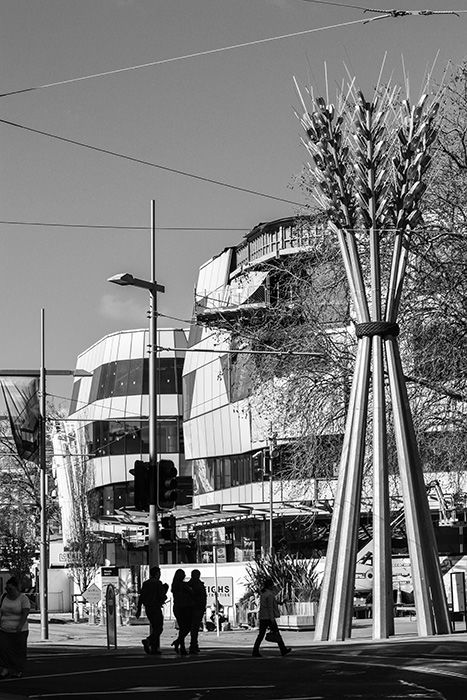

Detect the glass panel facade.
xmin=194 ymin=452 xmax=261 ymax=494
xmin=81 ymin=418 xmax=182 ymax=457
xmin=88 ymin=481 xmax=134 ymax=520
xmin=70 ymin=357 xmax=184 ymax=413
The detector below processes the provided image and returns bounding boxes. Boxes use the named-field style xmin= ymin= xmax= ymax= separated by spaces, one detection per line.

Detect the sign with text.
xmin=101 ymin=567 xmax=119 ymax=601
xmin=204 ymin=577 xmax=233 ymax=606
xmin=450 ymin=571 xmax=466 ymax=613
xmin=83 ymin=583 xmax=101 ymax=605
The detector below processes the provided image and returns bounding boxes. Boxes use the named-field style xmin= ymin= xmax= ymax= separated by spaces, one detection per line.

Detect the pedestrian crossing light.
xmin=157 ymin=459 xmax=178 ymax=510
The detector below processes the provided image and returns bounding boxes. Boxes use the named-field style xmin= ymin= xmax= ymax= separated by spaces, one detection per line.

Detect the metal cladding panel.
xmin=196 ymin=414 xmax=209 ymax=458
xmin=93 ymin=339 xmax=105 ymax=372
xmin=108 ymin=332 xmax=121 ymax=362
xmin=92 ymin=455 xmax=126 ymax=488
xmin=140 ymin=394 xmax=149 ymax=418
xmin=158 ymin=395 xmax=180 ymax=417
xmin=212 ymin=409 xmax=225 ymax=455
xmin=174 ymin=329 xmax=188 ymax=357
xmin=182 ymin=419 xmax=195 ymax=460
xmin=130 ymin=330 xmax=146 ymax=359
xmin=94 ymin=397 xmax=111 ymax=421
xmin=116 ymin=332 xmax=133 ymax=362
xmin=125 ymin=395 xmax=142 ymax=419
xmin=101 ymin=336 xmax=114 ymax=365
xmin=77 ymin=376 xmax=92 ymax=409
xmin=107 ymin=395 xmax=127 ymax=420
xmin=185 ymin=329 xmax=230 ymax=374
xmin=203 ymin=410 xmax=216 ymax=455
xmin=101 ymin=455 xmax=112 ymax=485
xmin=197 ymin=249 xmax=232 ymax=297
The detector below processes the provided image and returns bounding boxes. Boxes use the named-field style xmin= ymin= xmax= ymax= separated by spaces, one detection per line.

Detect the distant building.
xmin=54 ymin=328 xmax=188 ymax=566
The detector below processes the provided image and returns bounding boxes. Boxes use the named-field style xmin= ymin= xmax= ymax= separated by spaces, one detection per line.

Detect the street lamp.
xmin=108 ymin=201 xmax=165 ymax=567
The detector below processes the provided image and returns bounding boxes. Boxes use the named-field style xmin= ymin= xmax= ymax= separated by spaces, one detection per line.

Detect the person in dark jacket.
xmin=252 ymin=579 xmax=291 ymax=657
xmin=136 ymin=566 xmax=168 ymax=655
xmin=170 ymin=569 xmax=194 ymax=656
xmin=188 ymin=569 xmax=207 ymax=654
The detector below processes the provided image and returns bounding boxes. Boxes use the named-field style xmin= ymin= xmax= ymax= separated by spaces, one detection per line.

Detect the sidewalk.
xmin=27 ymin=612 xmax=467 ymax=651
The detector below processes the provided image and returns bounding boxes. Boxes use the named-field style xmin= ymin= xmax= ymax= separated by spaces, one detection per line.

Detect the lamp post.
xmin=108 ymin=201 xmax=165 ymax=567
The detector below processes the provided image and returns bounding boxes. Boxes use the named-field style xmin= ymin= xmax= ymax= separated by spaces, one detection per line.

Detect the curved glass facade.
xmin=65 ymin=328 xmax=188 ymax=521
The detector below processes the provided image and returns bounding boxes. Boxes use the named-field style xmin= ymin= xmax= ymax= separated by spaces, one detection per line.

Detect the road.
xmin=1 ymin=633 xmax=466 ymax=699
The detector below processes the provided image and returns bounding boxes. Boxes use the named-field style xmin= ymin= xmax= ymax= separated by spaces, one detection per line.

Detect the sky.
xmin=1 ymin=0 xmax=466 ymax=409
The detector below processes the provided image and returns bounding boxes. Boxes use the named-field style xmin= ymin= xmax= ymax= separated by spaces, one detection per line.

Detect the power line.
xmin=0 ymin=17 xmax=369 ymax=99
xmin=158 ymin=346 xmax=322 ymax=358
xmin=0 ymin=220 xmax=249 ymax=232
xmin=300 ymin=1 xmax=372 ymax=10
xmin=0 ymin=117 xmax=305 ymax=206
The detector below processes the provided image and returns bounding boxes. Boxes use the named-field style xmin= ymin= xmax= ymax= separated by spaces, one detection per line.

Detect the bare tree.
xmin=198 ymin=65 xmax=467 ymax=508
xmin=50 ymin=416 xmax=103 ymax=595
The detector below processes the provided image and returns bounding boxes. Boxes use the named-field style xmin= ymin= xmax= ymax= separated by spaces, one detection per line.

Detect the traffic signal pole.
xmin=268 ymin=425 xmax=277 ymax=558
xmin=107 ymin=201 xmax=164 ymax=567
xmin=148 ymin=200 xmax=164 ymax=568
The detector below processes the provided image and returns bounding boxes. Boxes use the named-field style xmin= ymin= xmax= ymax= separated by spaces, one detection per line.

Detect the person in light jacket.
xmin=252 ymin=579 xmax=291 ymax=657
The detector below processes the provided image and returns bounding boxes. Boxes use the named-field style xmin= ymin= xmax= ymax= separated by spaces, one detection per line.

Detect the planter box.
xmin=277 ymin=614 xmax=315 ymax=631
xmin=276 ymin=602 xmax=317 ymax=631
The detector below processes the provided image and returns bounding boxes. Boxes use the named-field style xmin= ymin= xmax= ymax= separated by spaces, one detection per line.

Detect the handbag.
xmin=265 ymin=629 xmax=279 ymax=643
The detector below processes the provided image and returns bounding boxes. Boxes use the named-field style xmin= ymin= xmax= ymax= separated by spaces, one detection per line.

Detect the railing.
xmin=195 ymin=283 xmax=269 ymax=313
xmin=235 ymin=221 xmax=323 ymax=269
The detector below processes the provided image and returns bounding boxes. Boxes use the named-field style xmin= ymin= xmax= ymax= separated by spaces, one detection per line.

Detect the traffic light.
xmin=252 ymin=451 xmax=264 ymax=480
xmin=269 ymin=446 xmax=281 ymax=474
xmin=157 ymin=459 xmax=178 ymax=509
xmin=176 ymin=476 xmax=193 ymax=506
xmin=129 ymin=460 xmax=151 ymax=511
xmin=159 ymin=515 xmax=176 ymax=541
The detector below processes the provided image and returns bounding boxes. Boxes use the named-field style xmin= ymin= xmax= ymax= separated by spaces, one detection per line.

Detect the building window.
xmin=71 ymin=357 xmax=184 ymax=411
xmin=79 ymin=418 xmax=183 ymax=458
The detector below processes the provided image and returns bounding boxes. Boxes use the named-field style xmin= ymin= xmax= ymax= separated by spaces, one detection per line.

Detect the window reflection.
xmin=71 ymin=357 xmax=184 ymax=411
xmin=80 ymin=418 xmax=182 ymax=457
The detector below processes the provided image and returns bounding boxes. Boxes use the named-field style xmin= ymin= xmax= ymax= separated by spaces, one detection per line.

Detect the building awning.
xmin=91 ymin=499 xmax=333 ymax=532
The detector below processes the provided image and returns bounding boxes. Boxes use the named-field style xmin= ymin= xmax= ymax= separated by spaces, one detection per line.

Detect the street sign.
xmin=204 ymin=577 xmax=234 ymax=607
xmin=83 ymin=583 xmax=101 ymax=605
xmin=101 ymin=567 xmax=119 ymax=600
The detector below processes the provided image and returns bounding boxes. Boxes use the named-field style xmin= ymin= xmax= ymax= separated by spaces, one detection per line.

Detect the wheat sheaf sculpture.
xmin=296 ymin=76 xmax=451 ymax=640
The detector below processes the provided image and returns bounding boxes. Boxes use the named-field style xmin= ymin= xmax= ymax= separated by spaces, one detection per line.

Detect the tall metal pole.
xmin=148 ymin=200 xmax=160 ymax=567
xmin=268 ymin=426 xmax=276 ymax=557
xmin=39 ymin=309 xmax=49 ymax=640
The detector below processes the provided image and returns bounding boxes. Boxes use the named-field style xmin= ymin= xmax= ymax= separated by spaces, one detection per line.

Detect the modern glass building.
xmin=180 ymin=217 xmax=341 ymax=562
xmin=60 ymin=328 xmax=188 ymax=564
xmin=180 ymin=216 xmax=467 ymax=567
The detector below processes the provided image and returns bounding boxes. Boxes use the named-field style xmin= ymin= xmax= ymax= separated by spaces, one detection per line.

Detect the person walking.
xmin=170 ymin=569 xmax=194 ymax=656
xmin=135 ymin=566 xmax=168 ymax=655
xmin=0 ymin=577 xmax=31 ymax=678
xmin=252 ymin=579 xmax=291 ymax=658
xmin=188 ymin=569 xmax=207 ymax=654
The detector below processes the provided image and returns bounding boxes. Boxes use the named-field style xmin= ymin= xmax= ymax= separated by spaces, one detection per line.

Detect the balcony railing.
xmin=235 ymin=219 xmax=323 ymax=269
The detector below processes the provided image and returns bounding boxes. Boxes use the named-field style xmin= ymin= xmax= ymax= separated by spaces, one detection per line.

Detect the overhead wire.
xmin=0 ymin=17 xmax=372 ymax=99
xmin=0 ymin=117 xmax=306 ymax=207
xmin=0 ymin=221 xmax=249 ymax=232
